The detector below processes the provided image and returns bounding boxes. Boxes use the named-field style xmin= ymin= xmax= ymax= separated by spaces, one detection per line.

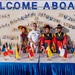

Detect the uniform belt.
xmin=44 ymin=40 xmax=51 ymax=43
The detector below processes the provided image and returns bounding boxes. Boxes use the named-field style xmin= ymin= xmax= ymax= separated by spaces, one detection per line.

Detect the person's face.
xmin=57 ymin=28 xmax=62 ymax=33
xmin=22 ymin=28 xmax=26 ymax=33
xmin=33 ymin=24 xmax=37 ymax=30
xmin=45 ymin=28 xmax=50 ymax=33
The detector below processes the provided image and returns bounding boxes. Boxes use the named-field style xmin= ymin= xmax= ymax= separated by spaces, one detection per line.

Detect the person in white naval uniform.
xmin=28 ymin=23 xmax=41 ymax=53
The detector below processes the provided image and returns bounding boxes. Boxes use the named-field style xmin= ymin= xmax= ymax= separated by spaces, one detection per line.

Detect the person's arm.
xmin=63 ymin=33 xmax=67 ymax=45
xmin=28 ymin=38 xmax=35 ymax=45
xmin=36 ymin=32 xmax=41 ymax=45
xmin=28 ymin=32 xmax=36 ymax=45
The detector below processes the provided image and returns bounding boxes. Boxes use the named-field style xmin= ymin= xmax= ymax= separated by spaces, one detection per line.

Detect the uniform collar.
xmin=32 ymin=30 xmax=37 ymax=32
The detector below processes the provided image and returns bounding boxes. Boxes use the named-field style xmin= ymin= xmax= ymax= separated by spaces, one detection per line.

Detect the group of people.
xmin=18 ymin=23 xmax=67 ymax=59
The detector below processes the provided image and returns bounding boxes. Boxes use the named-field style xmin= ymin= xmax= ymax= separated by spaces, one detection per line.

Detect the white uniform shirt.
xmin=28 ymin=30 xmax=40 ymax=53
xmin=28 ymin=30 xmax=40 ymax=43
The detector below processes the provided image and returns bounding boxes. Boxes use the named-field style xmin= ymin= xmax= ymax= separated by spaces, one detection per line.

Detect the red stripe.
xmin=44 ymin=40 xmax=51 ymax=45
xmin=3 ymin=51 xmax=8 ymax=56
xmin=63 ymin=50 xmax=67 ymax=58
xmin=7 ymin=50 xmax=13 ymax=54
xmin=57 ymin=41 xmax=63 ymax=48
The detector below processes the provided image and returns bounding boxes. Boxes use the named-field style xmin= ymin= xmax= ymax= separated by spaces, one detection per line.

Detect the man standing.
xmin=53 ymin=24 xmax=67 ymax=58
xmin=28 ymin=23 xmax=40 ymax=53
xmin=40 ymin=25 xmax=53 ymax=59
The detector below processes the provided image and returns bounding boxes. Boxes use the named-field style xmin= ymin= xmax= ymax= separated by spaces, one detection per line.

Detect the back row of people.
xmin=18 ymin=23 xmax=67 ymax=58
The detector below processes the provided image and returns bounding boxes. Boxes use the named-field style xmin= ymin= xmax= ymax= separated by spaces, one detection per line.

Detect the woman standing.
xmin=18 ymin=25 xmax=28 ymax=53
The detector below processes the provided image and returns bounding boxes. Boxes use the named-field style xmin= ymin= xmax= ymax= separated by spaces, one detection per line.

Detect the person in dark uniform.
xmin=53 ymin=24 xmax=67 ymax=58
xmin=40 ymin=25 xmax=53 ymax=58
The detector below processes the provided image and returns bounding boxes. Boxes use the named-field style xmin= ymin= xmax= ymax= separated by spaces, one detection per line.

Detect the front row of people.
xmin=18 ymin=23 xmax=68 ymax=59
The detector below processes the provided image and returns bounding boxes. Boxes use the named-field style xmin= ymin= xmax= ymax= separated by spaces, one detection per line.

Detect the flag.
xmin=70 ymin=44 xmax=75 ymax=55
xmin=5 ymin=44 xmax=13 ymax=55
xmin=3 ymin=51 xmax=8 ymax=56
xmin=8 ymin=43 xmax=12 ymax=50
xmin=74 ymin=51 xmax=75 ymax=55
xmin=27 ymin=45 xmax=34 ymax=58
xmin=2 ymin=44 xmax=9 ymax=56
xmin=70 ymin=46 xmax=74 ymax=53
xmin=41 ymin=44 xmax=47 ymax=54
xmin=15 ymin=45 xmax=19 ymax=59
xmin=32 ymin=44 xmax=34 ymax=53
xmin=46 ymin=45 xmax=52 ymax=57
xmin=58 ymin=47 xmax=62 ymax=54
xmin=58 ymin=47 xmax=67 ymax=58
xmin=72 ymin=43 xmax=75 ymax=55
xmin=19 ymin=44 xmax=23 ymax=55
xmin=0 ymin=38 xmax=1 ymax=46
xmin=43 ymin=49 xmax=47 ymax=54
xmin=41 ymin=44 xmax=45 ymax=49
xmin=0 ymin=48 xmax=1 ymax=54
xmin=5 ymin=42 xmax=8 ymax=48
xmin=7 ymin=50 xmax=13 ymax=54
xmin=2 ymin=45 xmax=5 ymax=52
